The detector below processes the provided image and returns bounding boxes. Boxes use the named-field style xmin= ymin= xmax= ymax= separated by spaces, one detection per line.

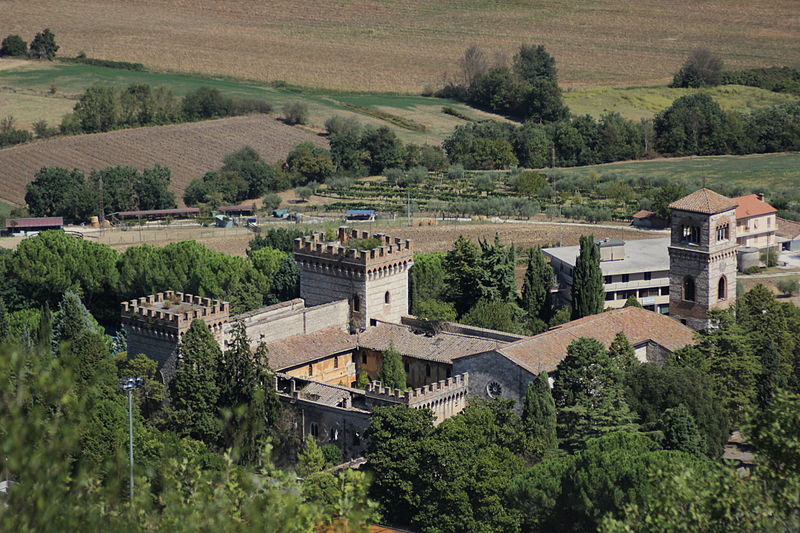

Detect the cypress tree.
xmin=571 ymin=235 xmax=604 ymax=320
xmin=169 ymin=319 xmax=223 ymax=446
xmin=553 ymin=337 xmax=637 ymax=450
xmin=479 ymin=233 xmax=516 ymax=303
xmin=218 ymin=321 xmax=281 ymax=464
xmin=379 ymin=342 xmax=406 ymax=390
xmin=521 ymin=247 xmax=553 ymax=324
xmin=0 ymin=296 xmax=9 ymax=343
xmin=444 ymin=236 xmax=485 ymax=316
xmin=521 ymin=371 xmax=558 ymax=460
xmin=36 ymin=304 xmax=53 ymax=354
xmin=608 ymin=331 xmax=638 ymax=372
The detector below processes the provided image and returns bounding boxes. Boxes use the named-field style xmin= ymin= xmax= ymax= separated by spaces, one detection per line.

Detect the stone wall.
xmin=224 ymin=298 xmax=350 ymax=349
xmin=363 ymin=373 xmax=469 ymax=423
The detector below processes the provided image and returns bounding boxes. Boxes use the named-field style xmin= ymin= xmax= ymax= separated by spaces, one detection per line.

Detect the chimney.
xmin=757 ymin=193 xmax=765 ymax=202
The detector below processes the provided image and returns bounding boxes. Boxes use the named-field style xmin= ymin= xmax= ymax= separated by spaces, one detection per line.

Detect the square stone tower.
xmin=121 ymin=291 xmax=230 ymax=367
xmin=668 ymin=189 xmax=738 ymax=330
xmin=294 ymin=227 xmax=414 ymax=330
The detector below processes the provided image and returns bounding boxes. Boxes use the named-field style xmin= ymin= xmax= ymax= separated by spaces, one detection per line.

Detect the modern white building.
xmin=543 ymin=237 xmax=671 ymax=314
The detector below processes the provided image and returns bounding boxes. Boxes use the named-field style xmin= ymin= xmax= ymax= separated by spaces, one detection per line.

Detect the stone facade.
xmin=275 ymin=372 xmax=470 ymax=460
xmin=453 ymin=350 xmax=536 ymax=409
xmin=222 ymin=298 xmax=349 ymax=349
xmin=668 ymin=206 xmax=738 ymax=330
xmin=295 ymin=227 xmax=413 ymax=330
xmin=122 ymin=291 xmax=230 ymax=369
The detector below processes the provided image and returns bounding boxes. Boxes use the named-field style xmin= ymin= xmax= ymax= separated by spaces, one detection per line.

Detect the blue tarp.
xmin=346 ymin=209 xmax=375 ymax=215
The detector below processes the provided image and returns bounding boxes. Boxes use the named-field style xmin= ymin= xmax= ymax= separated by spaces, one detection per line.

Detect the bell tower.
xmin=668 ymin=189 xmax=738 ymax=330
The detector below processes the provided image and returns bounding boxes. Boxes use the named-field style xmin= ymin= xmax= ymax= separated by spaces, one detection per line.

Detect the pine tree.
xmin=571 ymin=236 xmax=604 ymax=320
xmin=169 ymin=319 xmax=223 ymax=446
xmin=54 ymin=290 xmax=97 ymax=345
xmin=553 ymin=337 xmax=637 ymax=450
xmin=298 ymin=434 xmax=325 ymax=476
xmin=671 ymin=309 xmax=759 ymax=425
xmin=520 ymin=372 xmax=558 ymax=460
xmin=608 ymin=331 xmax=638 ymax=371
xmin=521 ymin=247 xmax=553 ymax=324
xmin=379 ymin=342 xmax=406 ymax=390
xmin=659 ymin=405 xmax=705 ymax=456
xmin=218 ymin=322 xmax=281 ymax=464
xmin=0 ymin=296 xmax=9 ymax=343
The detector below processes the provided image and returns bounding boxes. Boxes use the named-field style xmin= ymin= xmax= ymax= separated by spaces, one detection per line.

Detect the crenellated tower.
xmin=668 ymin=189 xmax=738 ymax=330
xmin=294 ymin=227 xmax=414 ymax=330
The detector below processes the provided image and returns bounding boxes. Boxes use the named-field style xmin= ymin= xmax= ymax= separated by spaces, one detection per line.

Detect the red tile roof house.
xmin=732 ymin=194 xmax=777 ymax=249
xmin=452 ymin=307 xmax=695 ymax=406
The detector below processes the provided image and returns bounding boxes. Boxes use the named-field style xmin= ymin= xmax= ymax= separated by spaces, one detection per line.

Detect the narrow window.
xmin=308 ymin=364 xmax=313 ymax=376
xmin=404 ymin=361 xmax=410 ymax=373
xmin=683 ymin=277 xmax=695 ymax=302
xmin=334 ymin=356 xmax=339 ymax=369
xmin=329 ymin=427 xmax=338 ymax=441
xmin=425 ymin=364 xmax=431 ymax=377
xmin=682 ymin=225 xmax=700 ymax=245
xmin=716 ymin=223 xmax=729 ymax=242
xmin=361 ymin=352 xmax=367 ymax=364
xmin=718 ymin=276 xmax=727 ymax=301
xmin=384 ymin=291 xmax=391 ymax=304
xmin=352 ymin=294 xmax=360 ymax=312
xmin=310 ymin=423 xmax=319 ymax=437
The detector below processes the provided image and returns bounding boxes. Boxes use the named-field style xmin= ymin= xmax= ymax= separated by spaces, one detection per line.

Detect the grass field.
xmin=549 ymin=153 xmax=800 ymax=192
xmin=0 ymin=60 xmax=498 ymax=143
xmin=564 ymin=85 xmax=800 ymax=122
xmin=2 ymin=1 xmax=797 ymax=93
xmin=0 ymin=115 xmax=327 ymax=206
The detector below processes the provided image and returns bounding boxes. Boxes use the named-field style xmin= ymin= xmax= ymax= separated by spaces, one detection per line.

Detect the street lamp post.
xmin=119 ymin=376 xmax=143 ymax=502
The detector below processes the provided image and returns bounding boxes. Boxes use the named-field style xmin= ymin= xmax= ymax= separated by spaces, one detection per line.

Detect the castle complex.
xmin=125 ymin=189 xmax=743 ymax=459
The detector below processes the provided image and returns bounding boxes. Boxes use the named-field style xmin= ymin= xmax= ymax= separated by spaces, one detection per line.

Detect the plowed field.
xmin=0 ymin=115 xmax=327 ymax=206
xmin=2 ymin=0 xmax=797 ymax=92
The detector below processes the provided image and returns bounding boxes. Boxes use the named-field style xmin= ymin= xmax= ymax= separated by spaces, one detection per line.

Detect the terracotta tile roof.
xmin=357 ymin=322 xmax=505 ymax=363
xmin=5 ymin=216 xmax=63 ymax=229
xmin=777 ymin=217 xmax=800 ymax=240
xmin=297 ymin=381 xmax=351 ymax=406
xmin=264 ymin=328 xmax=356 ymax=371
xmin=669 ymin=188 xmax=737 ymax=215
xmin=632 ymin=209 xmax=656 ymax=219
xmin=458 ymin=307 xmax=695 ymax=375
xmin=733 ymin=194 xmax=777 ymax=219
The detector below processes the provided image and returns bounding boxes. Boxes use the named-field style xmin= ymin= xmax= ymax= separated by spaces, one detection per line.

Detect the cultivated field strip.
xmin=3 ymin=0 xmax=797 ymax=92
xmin=0 ymin=116 xmax=327 ymax=206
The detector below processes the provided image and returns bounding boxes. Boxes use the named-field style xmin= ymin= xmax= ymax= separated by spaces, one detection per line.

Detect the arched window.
xmin=718 ymin=276 xmax=727 ymax=301
xmin=683 ymin=276 xmax=695 ymax=302
xmin=352 ymin=294 xmax=360 ymax=312
xmin=333 ymin=356 xmax=339 ymax=369
xmin=384 ymin=291 xmax=391 ymax=304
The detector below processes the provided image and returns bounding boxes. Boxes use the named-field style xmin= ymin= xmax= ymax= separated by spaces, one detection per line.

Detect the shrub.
xmin=0 ymin=34 xmax=27 ymax=57
xmin=324 ymin=115 xmax=362 ymax=137
xmin=262 ymin=193 xmax=281 ymax=212
xmin=296 ymin=186 xmax=313 ymax=202
xmin=283 ymin=102 xmax=309 ymax=125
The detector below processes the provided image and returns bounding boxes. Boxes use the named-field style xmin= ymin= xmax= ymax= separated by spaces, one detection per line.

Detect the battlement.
xmin=121 ymin=290 xmax=230 ymax=333
xmin=364 ymin=373 xmax=469 ymax=405
xmin=294 ymin=226 xmax=413 ymax=267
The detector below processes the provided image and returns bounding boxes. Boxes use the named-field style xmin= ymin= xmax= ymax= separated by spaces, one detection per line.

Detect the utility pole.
xmin=119 ymin=376 xmax=143 ymax=502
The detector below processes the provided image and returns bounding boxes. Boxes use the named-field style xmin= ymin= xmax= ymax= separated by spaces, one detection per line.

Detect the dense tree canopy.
xmin=571 ymin=236 xmax=604 ymax=320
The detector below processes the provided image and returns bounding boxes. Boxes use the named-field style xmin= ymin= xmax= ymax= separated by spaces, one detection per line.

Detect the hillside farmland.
xmin=0 ymin=115 xmax=327 ymax=206
xmin=2 ymin=0 xmax=797 ymax=92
